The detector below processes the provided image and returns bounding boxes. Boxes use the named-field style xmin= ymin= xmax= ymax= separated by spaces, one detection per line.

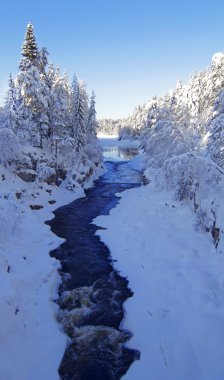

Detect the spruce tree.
xmin=4 ymin=74 xmax=17 ymax=130
xmin=38 ymin=47 xmax=49 ymax=74
xmin=71 ymin=78 xmax=88 ymax=152
xmin=15 ymin=23 xmax=52 ymax=147
xmin=87 ymin=91 xmax=98 ymax=140
xmin=21 ymin=22 xmax=38 ymax=62
xmin=70 ymin=75 xmax=79 ymax=139
xmin=48 ymin=67 xmax=71 ymax=140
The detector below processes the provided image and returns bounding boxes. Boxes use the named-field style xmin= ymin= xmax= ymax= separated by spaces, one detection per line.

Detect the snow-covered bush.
xmin=119 ymin=126 xmax=135 ymax=140
xmin=0 ymin=199 xmax=22 ymax=243
xmin=148 ymin=153 xmax=223 ymax=196
xmin=146 ymin=152 xmax=224 ymax=238
xmin=0 ymin=128 xmax=22 ymax=165
xmin=84 ymin=142 xmax=103 ymax=166
xmin=62 ymin=146 xmax=101 ymax=191
xmin=206 ymin=113 xmax=224 ymax=168
xmin=36 ymin=163 xmax=56 ymax=183
xmin=143 ymin=121 xmax=190 ymax=168
xmin=0 ymin=108 xmax=5 ymax=126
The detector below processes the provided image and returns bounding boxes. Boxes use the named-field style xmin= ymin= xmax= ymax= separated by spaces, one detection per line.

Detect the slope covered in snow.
xmin=0 ymin=171 xmax=81 ymax=380
xmin=0 ymin=154 xmax=104 ymax=380
xmin=95 ymin=157 xmax=224 ymax=380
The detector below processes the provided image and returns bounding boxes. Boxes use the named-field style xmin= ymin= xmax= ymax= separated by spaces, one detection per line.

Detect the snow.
xmin=95 ymin=153 xmax=224 ymax=380
xmin=0 ymin=171 xmax=84 ymax=380
xmin=97 ymin=132 xmax=119 ymax=139
xmin=212 ymin=52 xmax=224 ymax=66
xmin=1 ymin=39 xmax=224 ymax=380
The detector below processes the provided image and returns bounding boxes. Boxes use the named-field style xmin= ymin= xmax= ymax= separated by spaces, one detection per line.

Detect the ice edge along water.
xmin=0 ymin=161 xmax=104 ymax=380
xmin=94 ymin=156 xmax=224 ymax=380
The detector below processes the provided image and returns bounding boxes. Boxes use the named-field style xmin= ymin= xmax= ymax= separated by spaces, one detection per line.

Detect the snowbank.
xmin=95 ymin=184 xmax=224 ymax=380
xmin=212 ymin=52 xmax=224 ymax=66
xmin=0 ymin=168 xmax=84 ymax=380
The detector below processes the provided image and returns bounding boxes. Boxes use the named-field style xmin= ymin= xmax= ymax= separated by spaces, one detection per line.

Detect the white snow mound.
xmin=212 ymin=52 xmax=224 ymax=66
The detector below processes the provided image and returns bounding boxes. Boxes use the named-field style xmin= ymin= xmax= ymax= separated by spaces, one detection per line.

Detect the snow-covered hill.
xmin=95 ymin=174 xmax=224 ymax=380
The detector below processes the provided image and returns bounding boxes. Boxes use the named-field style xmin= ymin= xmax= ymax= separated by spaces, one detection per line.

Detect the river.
xmin=47 ymin=140 xmax=144 ymax=380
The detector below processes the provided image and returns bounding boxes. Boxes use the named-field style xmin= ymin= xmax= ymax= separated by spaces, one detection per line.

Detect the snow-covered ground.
xmin=0 ymin=157 xmax=105 ymax=380
xmin=0 ymin=174 xmax=85 ymax=380
xmin=2 ymin=135 xmax=223 ymax=380
xmin=95 ymin=154 xmax=224 ymax=380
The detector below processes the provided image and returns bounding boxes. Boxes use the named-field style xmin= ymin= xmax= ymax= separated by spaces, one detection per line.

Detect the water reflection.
xmin=103 ymin=146 xmax=139 ymax=161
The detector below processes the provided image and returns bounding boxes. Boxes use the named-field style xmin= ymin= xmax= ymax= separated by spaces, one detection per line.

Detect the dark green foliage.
xmin=22 ymin=22 xmax=38 ymax=62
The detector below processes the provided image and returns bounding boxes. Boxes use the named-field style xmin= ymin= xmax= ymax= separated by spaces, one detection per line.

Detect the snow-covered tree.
xmin=87 ymin=91 xmax=98 ymax=140
xmin=0 ymin=128 xmax=22 ymax=165
xmin=46 ymin=66 xmax=71 ymax=142
xmin=2 ymin=22 xmax=103 ymax=192
xmin=4 ymin=74 xmax=17 ymax=131
xmin=71 ymin=78 xmax=88 ymax=152
xmin=38 ymin=47 xmax=49 ymax=74
xmin=21 ymin=22 xmax=38 ymax=63
xmin=143 ymin=119 xmax=189 ymax=169
xmin=16 ymin=23 xmax=50 ymax=147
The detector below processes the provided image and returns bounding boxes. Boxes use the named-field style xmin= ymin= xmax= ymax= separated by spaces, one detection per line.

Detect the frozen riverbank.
xmin=95 ymin=167 xmax=224 ymax=380
xmin=0 ymin=174 xmax=85 ymax=380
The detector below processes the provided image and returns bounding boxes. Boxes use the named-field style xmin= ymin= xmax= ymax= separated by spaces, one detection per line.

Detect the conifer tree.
xmin=87 ymin=91 xmax=98 ymax=140
xmin=21 ymin=22 xmax=38 ymax=62
xmin=71 ymin=77 xmax=88 ymax=152
xmin=38 ymin=47 xmax=49 ymax=74
xmin=70 ymin=75 xmax=79 ymax=139
xmin=48 ymin=67 xmax=71 ymax=140
xmin=16 ymin=23 xmax=50 ymax=146
xmin=4 ymin=74 xmax=17 ymax=131
xmin=75 ymin=81 xmax=88 ymax=152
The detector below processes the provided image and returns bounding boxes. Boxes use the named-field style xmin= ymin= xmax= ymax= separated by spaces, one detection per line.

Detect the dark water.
xmin=47 ymin=145 xmax=143 ymax=380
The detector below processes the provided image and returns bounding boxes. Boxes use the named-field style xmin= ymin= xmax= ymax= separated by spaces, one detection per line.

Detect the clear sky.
xmin=1 ymin=0 xmax=224 ymax=118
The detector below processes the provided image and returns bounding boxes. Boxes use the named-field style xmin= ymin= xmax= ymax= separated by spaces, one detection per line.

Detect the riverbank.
xmin=0 ymin=179 xmax=81 ymax=380
xmin=0 ymin=158 xmax=104 ymax=380
xmin=95 ymin=177 xmax=224 ymax=380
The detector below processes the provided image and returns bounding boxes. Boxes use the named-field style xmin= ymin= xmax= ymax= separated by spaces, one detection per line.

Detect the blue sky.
xmin=1 ymin=0 xmax=224 ymax=118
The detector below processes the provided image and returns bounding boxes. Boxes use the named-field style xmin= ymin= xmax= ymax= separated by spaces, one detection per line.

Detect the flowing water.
xmin=47 ymin=142 xmax=144 ymax=380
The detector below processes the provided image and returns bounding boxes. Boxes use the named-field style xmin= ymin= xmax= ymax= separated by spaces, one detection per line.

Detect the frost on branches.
xmin=141 ymin=53 xmax=224 ymax=250
xmin=103 ymin=52 xmax=224 ymax=250
xmin=1 ymin=22 xmax=103 ymax=190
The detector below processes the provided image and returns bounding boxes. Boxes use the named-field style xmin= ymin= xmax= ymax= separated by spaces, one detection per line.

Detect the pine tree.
xmin=21 ymin=22 xmax=38 ymax=62
xmin=71 ymin=78 xmax=88 ymax=152
xmin=49 ymin=67 xmax=71 ymax=140
xmin=4 ymin=74 xmax=17 ymax=131
xmin=87 ymin=91 xmax=98 ymax=140
xmin=38 ymin=47 xmax=49 ymax=74
xmin=70 ymin=75 xmax=78 ymax=139
xmin=16 ymin=23 xmax=50 ymax=147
